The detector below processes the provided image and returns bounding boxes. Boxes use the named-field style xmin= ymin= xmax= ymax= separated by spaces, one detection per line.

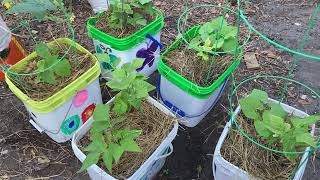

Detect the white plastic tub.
xmin=94 ymin=32 xmax=161 ymax=78
xmin=213 ymin=99 xmax=315 ymax=180
xmin=158 ymin=76 xmax=228 ymax=127
xmin=72 ymin=96 xmax=179 ymax=180
xmin=28 ymin=79 xmax=102 ymax=143
xmin=87 ymin=0 xmax=109 ymax=13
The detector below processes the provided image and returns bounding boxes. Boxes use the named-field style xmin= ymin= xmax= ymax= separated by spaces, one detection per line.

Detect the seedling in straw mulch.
xmin=96 ymin=0 xmax=157 ymax=38
xmin=189 ymin=16 xmax=238 ymax=61
xmin=221 ymin=89 xmax=320 ymax=179
xmin=166 ymin=16 xmax=239 ymax=86
xmin=79 ymin=59 xmax=175 ymax=178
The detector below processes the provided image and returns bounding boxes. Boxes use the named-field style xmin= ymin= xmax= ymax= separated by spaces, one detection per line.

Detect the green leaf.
xmin=93 ymin=104 xmax=110 ymax=122
xmin=91 ymin=121 xmax=110 ymax=133
xmin=6 ymin=0 xmax=57 ymax=19
xmin=132 ymin=58 xmax=145 ymax=69
xmin=263 ymin=113 xmax=290 ymax=135
xmin=54 ymin=59 xmax=71 ymax=77
xmin=221 ymin=26 xmax=237 ymax=39
xmin=112 ymin=97 xmax=128 ymax=116
xmin=113 ymin=69 xmax=127 ymax=80
xmin=254 ymin=120 xmax=272 ymax=138
xmin=139 ymin=0 xmax=152 ymax=5
xmin=210 ymin=16 xmax=228 ymax=28
xmin=282 ymin=134 xmax=297 ymax=162
xmin=268 ymin=102 xmax=288 ymax=118
xmin=239 ymin=89 xmax=268 ymax=120
xmin=38 ymin=70 xmax=56 ymax=85
xmin=211 ymin=38 xmax=224 ymax=49
xmin=135 ymin=18 xmax=147 ymax=26
xmin=35 ymin=42 xmax=51 ymax=58
xmin=85 ymin=136 xmax=106 ymax=153
xmin=102 ymin=148 xmax=113 ymax=174
xmin=109 ymin=143 xmax=124 ymax=163
xmin=222 ymin=38 xmax=236 ymax=53
xmin=295 ymin=133 xmax=317 ymax=148
xmin=95 ymin=53 xmax=110 ymax=63
xmin=79 ymin=151 xmax=101 ymax=172
xmin=120 ymin=138 xmax=142 ymax=152
xmin=291 ymin=115 xmax=320 ymax=128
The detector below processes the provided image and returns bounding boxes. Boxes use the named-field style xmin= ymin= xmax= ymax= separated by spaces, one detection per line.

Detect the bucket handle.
xmin=146 ymin=34 xmax=163 ymax=49
xmin=153 ymin=143 xmax=174 ymax=162
xmin=157 ymin=75 xmax=228 ymax=118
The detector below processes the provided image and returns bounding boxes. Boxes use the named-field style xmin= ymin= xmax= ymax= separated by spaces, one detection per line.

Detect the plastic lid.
xmin=0 ymin=16 xmax=11 ymax=51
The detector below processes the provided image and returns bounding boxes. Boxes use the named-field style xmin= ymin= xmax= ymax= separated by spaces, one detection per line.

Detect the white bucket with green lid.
xmin=87 ymin=10 xmax=164 ymax=77
xmin=158 ymin=26 xmax=240 ymax=127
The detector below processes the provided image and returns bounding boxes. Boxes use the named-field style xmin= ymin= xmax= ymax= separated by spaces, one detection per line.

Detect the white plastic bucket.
xmin=87 ymin=0 xmax=109 ymax=13
xmin=72 ymin=96 xmax=178 ymax=180
xmin=94 ymin=32 xmax=161 ymax=78
xmin=213 ymin=99 xmax=315 ymax=180
xmin=27 ymin=79 xmax=102 ymax=143
xmin=158 ymin=75 xmax=228 ymax=127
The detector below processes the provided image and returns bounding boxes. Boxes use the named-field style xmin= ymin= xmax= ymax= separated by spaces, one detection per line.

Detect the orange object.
xmin=0 ymin=36 xmax=26 ymax=80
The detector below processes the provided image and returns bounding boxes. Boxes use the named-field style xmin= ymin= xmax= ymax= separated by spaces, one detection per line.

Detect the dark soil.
xmin=95 ymin=10 xmax=155 ymax=38
xmin=0 ymin=0 xmax=319 ymax=179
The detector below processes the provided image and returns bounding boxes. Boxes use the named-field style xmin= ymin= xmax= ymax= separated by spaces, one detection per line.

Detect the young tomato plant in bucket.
xmin=189 ymin=16 xmax=237 ymax=61
xmin=80 ymin=59 xmax=155 ymax=174
xmin=239 ymin=89 xmax=320 ymax=162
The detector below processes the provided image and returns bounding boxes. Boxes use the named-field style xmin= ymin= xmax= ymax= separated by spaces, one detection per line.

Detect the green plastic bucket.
xmin=158 ymin=26 xmax=241 ymax=127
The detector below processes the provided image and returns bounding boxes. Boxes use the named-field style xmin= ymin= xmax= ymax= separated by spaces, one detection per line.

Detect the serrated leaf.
xmin=79 ymin=151 xmax=101 ymax=172
xmin=108 ymin=143 xmax=124 ymax=163
xmin=120 ymin=138 xmax=142 ymax=152
xmin=54 ymin=59 xmax=71 ymax=77
xmin=102 ymin=148 xmax=113 ymax=174
xmin=93 ymin=104 xmax=110 ymax=122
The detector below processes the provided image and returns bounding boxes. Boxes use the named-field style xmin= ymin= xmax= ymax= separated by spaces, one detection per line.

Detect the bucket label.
xmin=81 ymin=103 xmax=96 ymax=123
xmin=61 ymin=115 xmax=80 ymax=135
xmin=136 ymin=38 xmax=161 ymax=72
